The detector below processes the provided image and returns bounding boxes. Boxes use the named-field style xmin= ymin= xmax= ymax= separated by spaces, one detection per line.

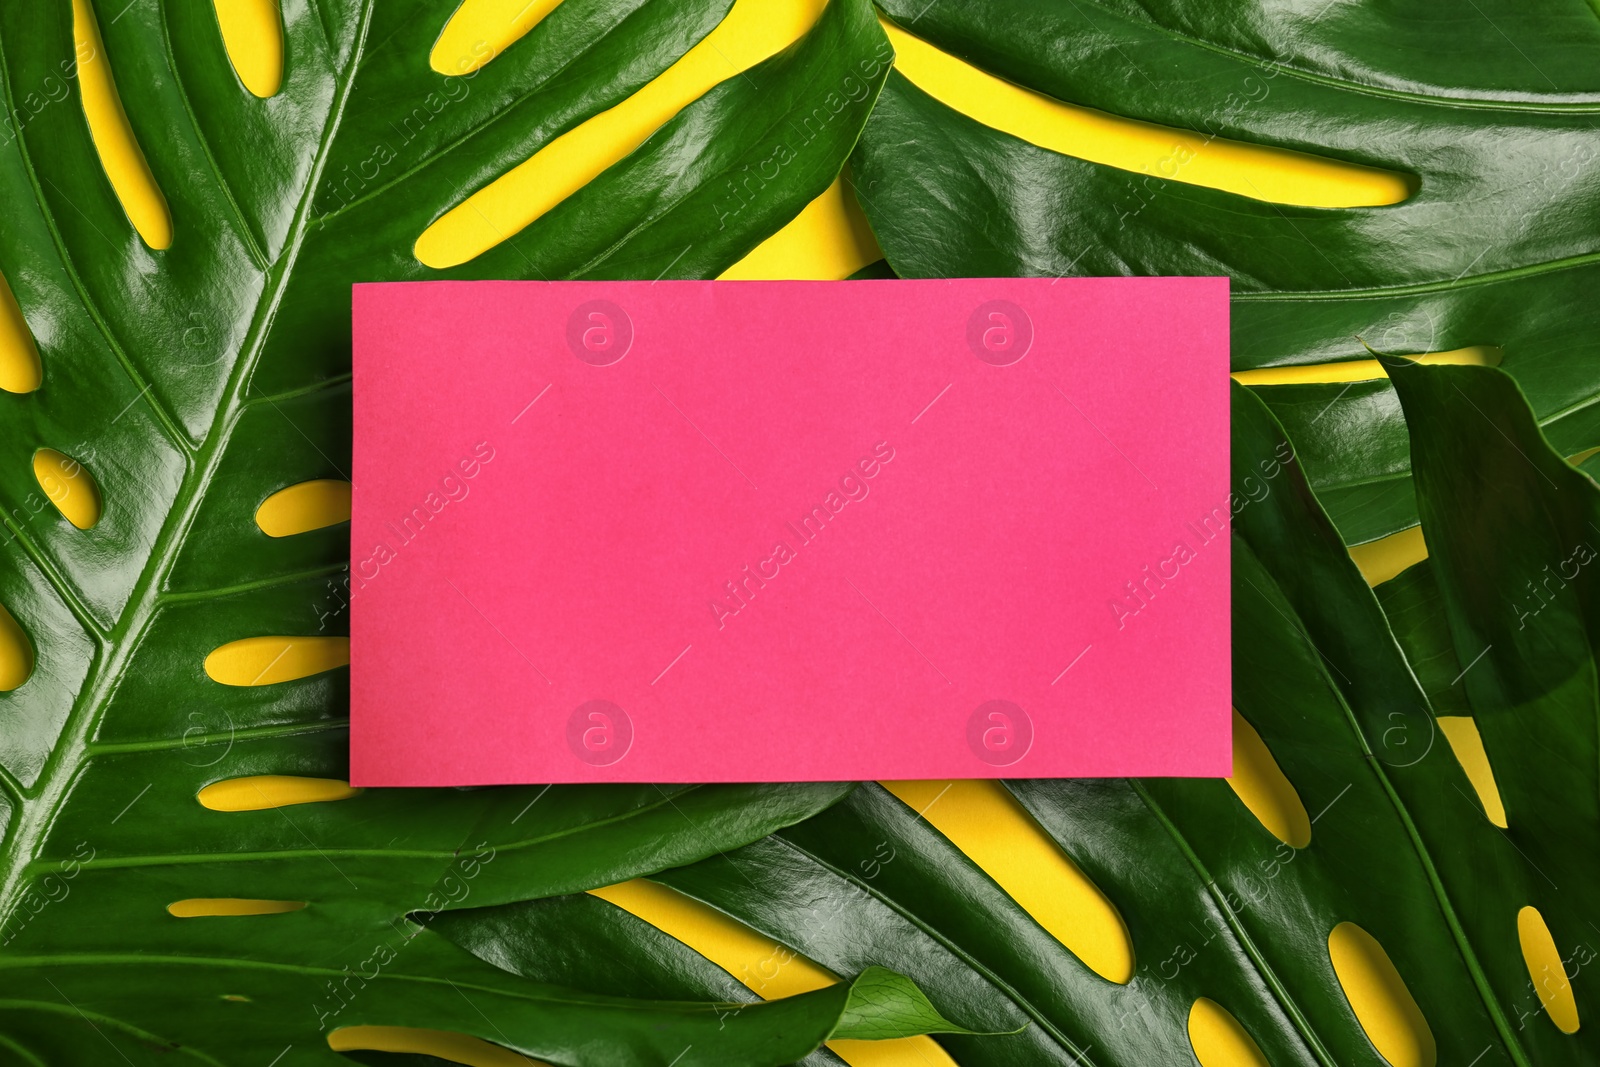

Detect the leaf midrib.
xmin=33 ymin=781 xmax=719 ymax=873
xmin=0 ymin=955 xmax=746 ymax=1013
xmin=0 ymin=0 xmax=378 ymax=932
xmin=1231 ymin=248 xmax=1600 ymax=303
xmin=87 ymin=717 xmax=345 ymax=755
xmin=0 ymin=998 xmax=228 ymax=1066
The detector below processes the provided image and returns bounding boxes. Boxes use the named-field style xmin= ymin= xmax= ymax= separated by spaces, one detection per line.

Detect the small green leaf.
xmin=830 ymin=966 xmax=987 ymax=1040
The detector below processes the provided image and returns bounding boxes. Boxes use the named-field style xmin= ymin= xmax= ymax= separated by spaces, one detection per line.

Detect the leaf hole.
xmin=328 ymin=1027 xmax=546 ymax=1067
xmin=197 ymin=775 xmax=361 ymax=811
xmin=1518 ymin=906 xmax=1580 ymax=1034
xmin=719 ymin=174 xmax=883 ymax=281
xmin=72 ymin=0 xmax=173 ymax=249
xmin=1569 ymin=445 xmax=1600 ymax=466
xmin=429 ymin=0 xmax=563 ymax=76
xmin=1327 ymin=921 xmax=1436 ymax=1067
xmin=0 ymin=601 xmax=34 ymax=692
xmin=204 ymin=635 xmax=349 ymax=686
xmin=213 ymin=0 xmax=284 ymax=98
xmin=255 ymin=479 xmax=352 ymax=537
xmin=881 ymin=17 xmax=1415 ymax=209
xmin=1437 ymin=716 xmax=1507 ymax=827
xmin=167 ymin=898 xmax=306 ymax=917
xmin=1226 ymin=708 xmax=1311 ymax=848
xmin=1187 ymin=998 xmax=1270 ymax=1067
xmin=32 ymin=448 xmax=102 ymax=530
xmin=1348 ymin=525 xmax=1428 ymax=587
xmin=0 ymin=271 xmax=41 ymax=394
xmin=883 ymin=779 xmax=1135 ymax=984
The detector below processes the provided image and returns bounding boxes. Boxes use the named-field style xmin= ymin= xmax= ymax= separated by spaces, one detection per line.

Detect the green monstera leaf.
xmin=0 ymin=0 xmax=971 ymax=1062
xmin=430 ymin=375 xmax=1591 ymax=1066
xmin=849 ymin=0 xmax=1600 ymax=548
xmin=4 ymin=0 xmax=1594 ymax=1063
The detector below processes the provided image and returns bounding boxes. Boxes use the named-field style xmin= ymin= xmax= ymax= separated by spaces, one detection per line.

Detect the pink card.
xmin=350 ymin=278 xmax=1230 ymax=785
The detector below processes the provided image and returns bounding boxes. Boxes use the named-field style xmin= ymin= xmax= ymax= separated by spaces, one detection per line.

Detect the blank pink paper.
xmin=351 ymin=278 xmax=1230 ymax=785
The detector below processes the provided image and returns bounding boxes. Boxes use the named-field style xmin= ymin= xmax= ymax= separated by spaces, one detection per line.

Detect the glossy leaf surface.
xmin=850 ymin=0 xmax=1600 ymax=546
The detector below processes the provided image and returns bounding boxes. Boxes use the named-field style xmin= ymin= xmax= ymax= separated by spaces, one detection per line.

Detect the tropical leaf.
xmin=848 ymin=0 xmax=1600 ymax=548
xmin=454 ymin=375 xmax=1593 ymax=1065
xmin=0 ymin=0 xmax=949 ymax=1062
xmin=5 ymin=0 xmax=1593 ymax=1063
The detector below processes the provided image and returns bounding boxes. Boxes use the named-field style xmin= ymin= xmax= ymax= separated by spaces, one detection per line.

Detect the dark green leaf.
xmin=0 ymin=0 xmax=918 ymax=1061
xmin=850 ymin=0 xmax=1600 ymax=545
xmin=606 ymin=381 xmax=1599 ymax=1065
